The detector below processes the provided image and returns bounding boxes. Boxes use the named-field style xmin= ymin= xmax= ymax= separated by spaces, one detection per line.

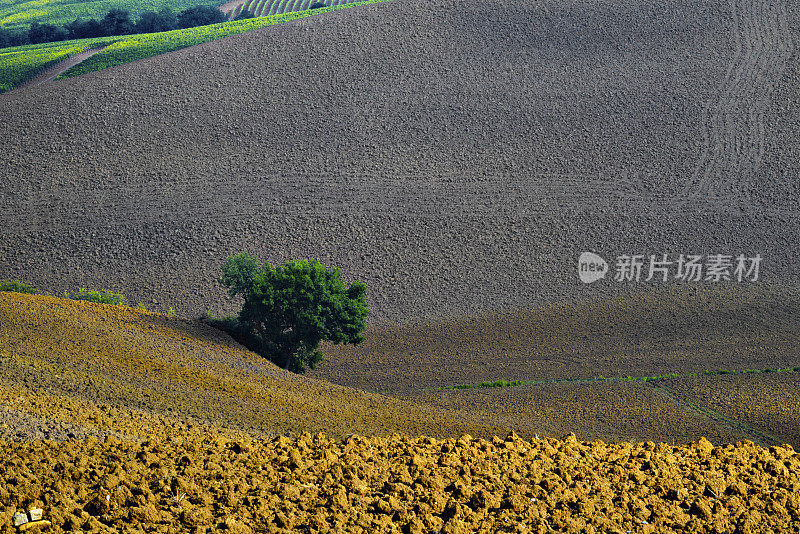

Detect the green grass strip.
xmin=59 ymin=0 xmax=391 ymax=78
xmin=435 ymin=366 xmax=800 ymax=391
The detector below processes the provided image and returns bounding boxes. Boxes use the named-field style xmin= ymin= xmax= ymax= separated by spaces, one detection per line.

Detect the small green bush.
xmin=219 ymin=253 xmax=368 ymax=373
xmin=70 ymin=287 xmax=127 ymax=305
xmin=0 ymin=279 xmax=38 ymax=294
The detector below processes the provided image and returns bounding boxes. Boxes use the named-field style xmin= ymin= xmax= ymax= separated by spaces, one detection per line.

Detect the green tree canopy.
xmin=220 ymin=253 xmax=368 ymax=373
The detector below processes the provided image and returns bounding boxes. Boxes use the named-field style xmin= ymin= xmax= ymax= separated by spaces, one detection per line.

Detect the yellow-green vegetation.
xmin=0 ymin=0 xmax=389 ymax=91
xmin=0 ymin=278 xmax=37 ymax=294
xmin=69 ymin=287 xmax=128 ymax=305
xmin=0 ymin=39 xmax=95 ymax=91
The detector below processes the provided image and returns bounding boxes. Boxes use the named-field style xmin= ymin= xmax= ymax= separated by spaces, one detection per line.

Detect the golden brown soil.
xmin=309 ymin=285 xmax=800 ymax=446
xmin=3 ymin=292 xmax=800 ymax=532
xmin=2 ymin=431 xmax=800 ymax=533
xmin=0 ymin=293 xmax=507 ymax=440
xmin=663 ymin=372 xmax=800 ymax=447
xmin=406 ymin=381 xmax=754 ymax=446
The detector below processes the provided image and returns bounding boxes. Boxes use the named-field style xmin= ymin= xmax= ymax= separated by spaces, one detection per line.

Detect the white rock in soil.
xmin=28 ymin=508 xmax=43 ymax=521
xmin=12 ymin=512 xmax=28 ymax=526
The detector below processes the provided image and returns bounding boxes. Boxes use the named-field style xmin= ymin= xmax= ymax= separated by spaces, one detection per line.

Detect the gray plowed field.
xmin=0 ymin=0 xmax=798 ymax=322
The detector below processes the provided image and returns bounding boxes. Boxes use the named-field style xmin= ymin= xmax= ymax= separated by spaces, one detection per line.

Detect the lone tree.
xmin=220 ymin=253 xmax=368 ymax=373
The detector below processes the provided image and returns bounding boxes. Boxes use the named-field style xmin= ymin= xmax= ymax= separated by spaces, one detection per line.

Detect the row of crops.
xmin=229 ymin=0 xmax=360 ymax=19
xmin=0 ymin=0 xmax=389 ymax=91
xmin=0 ymin=39 xmax=112 ymax=92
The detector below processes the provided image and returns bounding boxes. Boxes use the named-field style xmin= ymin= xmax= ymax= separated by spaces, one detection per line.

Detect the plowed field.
xmin=0 ymin=293 xmax=508 ymax=441
xmin=1 ymin=293 xmax=800 ymax=532
xmin=2 ymin=431 xmax=800 ymax=533
xmin=312 ymin=286 xmax=800 ymax=389
xmin=663 ymin=373 xmax=800 ymax=448
xmin=406 ymin=381 xmax=754 ymax=447
xmin=0 ymin=0 xmax=797 ymax=322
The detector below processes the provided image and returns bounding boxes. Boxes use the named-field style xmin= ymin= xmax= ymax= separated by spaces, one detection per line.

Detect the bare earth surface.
xmin=2 ymin=432 xmax=800 ymax=533
xmin=1 ymin=0 xmax=800 ymax=529
xmin=1 ymin=294 xmax=800 ymax=533
xmin=0 ymin=293 xmax=508 ymax=441
xmin=0 ymin=0 xmax=797 ymax=323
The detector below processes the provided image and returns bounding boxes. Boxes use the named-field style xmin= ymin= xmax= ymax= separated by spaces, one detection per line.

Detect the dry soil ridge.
xmin=1 ymin=432 xmax=799 ymax=533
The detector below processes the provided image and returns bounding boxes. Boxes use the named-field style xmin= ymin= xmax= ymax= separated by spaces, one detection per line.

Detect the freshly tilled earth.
xmin=0 ymin=0 xmax=798 ymax=322
xmin=1 ymin=0 xmax=799 ymax=529
xmin=2 ymin=432 xmax=800 ymax=534
xmin=313 ymin=285 xmax=800 ymax=393
xmin=0 ymin=292 xmax=510 ymax=441
xmin=2 ymin=294 xmax=800 ymax=532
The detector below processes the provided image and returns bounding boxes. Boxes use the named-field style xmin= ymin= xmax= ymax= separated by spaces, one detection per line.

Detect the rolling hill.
xmin=1 ymin=0 xmax=800 ymax=530
xmin=0 ymin=291 xmax=799 ymax=533
xmin=0 ymin=291 xmax=509 ymax=440
xmin=0 ymin=0 xmax=797 ymax=325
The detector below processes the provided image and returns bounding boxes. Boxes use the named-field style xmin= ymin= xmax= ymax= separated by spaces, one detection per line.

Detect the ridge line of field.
xmin=648 ymin=382 xmax=784 ymax=448
xmin=14 ymin=44 xmax=108 ymax=90
xmin=432 ymin=365 xmax=800 ymax=391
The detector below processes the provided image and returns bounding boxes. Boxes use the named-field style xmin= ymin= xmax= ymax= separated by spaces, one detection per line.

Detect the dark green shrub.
xmin=0 ymin=279 xmax=39 ymax=294
xmin=70 ymin=288 xmax=127 ymax=305
xmin=219 ymin=253 xmax=368 ymax=373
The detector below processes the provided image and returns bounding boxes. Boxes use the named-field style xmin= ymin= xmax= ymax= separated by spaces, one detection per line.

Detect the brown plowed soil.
xmin=312 ymin=285 xmax=800 ymax=394
xmin=0 ymin=293 xmax=509 ymax=441
xmin=663 ymin=372 xmax=800 ymax=447
xmin=307 ymin=285 xmax=800 ymax=447
xmin=0 ymin=0 xmax=798 ymax=526
xmin=0 ymin=0 xmax=797 ymax=322
xmin=406 ymin=381 xmax=755 ymax=447
xmin=2 ymin=294 xmax=800 ymax=532
xmin=2 ymin=431 xmax=800 ymax=533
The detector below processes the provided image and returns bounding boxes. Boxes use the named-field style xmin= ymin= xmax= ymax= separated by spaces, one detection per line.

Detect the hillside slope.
xmin=311 ymin=285 xmax=800 ymax=447
xmin=0 ymin=292 xmax=509 ymax=441
xmin=1 ymin=297 xmax=799 ymax=533
xmin=0 ymin=0 xmax=797 ymax=322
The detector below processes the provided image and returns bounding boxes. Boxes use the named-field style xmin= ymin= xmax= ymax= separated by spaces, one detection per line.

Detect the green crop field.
xmin=0 ymin=38 xmax=113 ymax=91
xmin=0 ymin=0 xmax=218 ymax=32
xmin=0 ymin=0 xmax=389 ymax=91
